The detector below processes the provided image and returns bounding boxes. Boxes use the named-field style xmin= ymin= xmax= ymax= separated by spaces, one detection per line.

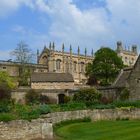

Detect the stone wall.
xmin=1 ymin=109 xmax=140 ymax=140
xmin=31 ymin=82 xmax=74 ymax=90
xmin=97 ymin=86 xmax=123 ymax=101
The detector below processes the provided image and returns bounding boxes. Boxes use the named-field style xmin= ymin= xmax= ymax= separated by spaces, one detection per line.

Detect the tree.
xmin=86 ymin=48 xmax=123 ymax=86
xmin=0 ymin=71 xmax=16 ymax=101
xmin=11 ymin=41 xmax=33 ymax=63
xmin=11 ymin=41 xmax=34 ymax=86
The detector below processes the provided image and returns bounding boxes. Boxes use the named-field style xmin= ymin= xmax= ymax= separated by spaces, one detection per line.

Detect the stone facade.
xmin=0 ymin=60 xmax=48 ymax=77
xmin=38 ymin=43 xmax=94 ymax=84
xmin=1 ymin=108 xmax=140 ymax=140
xmin=100 ymin=54 xmax=140 ymax=101
xmin=31 ymin=82 xmax=74 ymax=90
xmin=116 ymin=41 xmax=138 ymax=66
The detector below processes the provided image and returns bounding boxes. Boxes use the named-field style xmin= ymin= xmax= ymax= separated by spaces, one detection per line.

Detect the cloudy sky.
xmin=0 ymin=0 xmax=140 ymax=60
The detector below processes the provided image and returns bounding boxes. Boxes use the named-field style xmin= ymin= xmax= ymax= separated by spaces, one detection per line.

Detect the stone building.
xmin=111 ymin=54 xmax=140 ymax=100
xmin=116 ymin=41 xmax=138 ymax=66
xmin=0 ymin=41 xmax=138 ymax=86
xmin=38 ymin=43 xmax=93 ymax=84
xmin=31 ymin=72 xmax=74 ymax=90
xmin=0 ymin=60 xmax=48 ymax=80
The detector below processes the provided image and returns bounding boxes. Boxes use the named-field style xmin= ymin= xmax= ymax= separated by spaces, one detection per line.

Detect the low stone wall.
xmin=1 ymin=108 xmax=140 ymax=140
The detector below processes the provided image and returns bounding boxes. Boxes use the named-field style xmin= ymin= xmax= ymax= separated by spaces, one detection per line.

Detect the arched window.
xmin=81 ymin=62 xmax=85 ymax=73
xmin=56 ymin=59 xmax=61 ymax=71
xmin=125 ymin=57 xmax=127 ymax=63
xmin=73 ymin=61 xmax=77 ymax=72
xmin=42 ymin=56 xmax=48 ymax=65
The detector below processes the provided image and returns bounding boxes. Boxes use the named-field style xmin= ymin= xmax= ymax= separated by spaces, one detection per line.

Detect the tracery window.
xmin=81 ymin=62 xmax=85 ymax=73
xmin=56 ymin=59 xmax=61 ymax=71
xmin=73 ymin=61 xmax=77 ymax=72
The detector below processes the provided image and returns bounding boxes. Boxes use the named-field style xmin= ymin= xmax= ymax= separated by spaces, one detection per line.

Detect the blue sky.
xmin=0 ymin=0 xmax=140 ymax=61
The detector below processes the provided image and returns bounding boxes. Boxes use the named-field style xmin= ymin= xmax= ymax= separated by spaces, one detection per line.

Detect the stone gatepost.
xmin=42 ymin=122 xmax=53 ymax=139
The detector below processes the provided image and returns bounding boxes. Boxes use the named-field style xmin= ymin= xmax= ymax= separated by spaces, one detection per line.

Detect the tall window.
xmin=81 ymin=62 xmax=85 ymax=73
xmin=56 ymin=59 xmax=61 ymax=71
xmin=73 ymin=61 xmax=77 ymax=72
xmin=42 ymin=56 xmax=48 ymax=65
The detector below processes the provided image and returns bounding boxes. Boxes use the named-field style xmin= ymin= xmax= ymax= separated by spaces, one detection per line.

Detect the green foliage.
xmin=0 ymin=71 xmax=16 ymax=89
xmin=38 ymin=104 xmax=51 ymax=114
xmin=64 ymin=96 xmax=71 ymax=103
xmin=73 ymin=88 xmax=101 ymax=103
xmin=0 ymin=113 xmax=16 ymax=122
xmin=25 ymin=89 xmax=40 ymax=105
xmin=86 ymin=48 xmax=123 ymax=86
xmin=113 ymin=100 xmax=140 ymax=108
xmin=50 ymin=102 xmax=86 ymax=112
xmin=120 ymin=88 xmax=130 ymax=101
xmin=19 ymin=67 xmax=31 ymax=86
xmin=0 ymin=101 xmax=11 ymax=113
xmin=0 ymin=83 xmax=11 ymax=101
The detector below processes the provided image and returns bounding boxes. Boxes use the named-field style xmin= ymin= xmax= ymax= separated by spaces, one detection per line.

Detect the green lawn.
xmin=55 ymin=120 xmax=140 ymax=140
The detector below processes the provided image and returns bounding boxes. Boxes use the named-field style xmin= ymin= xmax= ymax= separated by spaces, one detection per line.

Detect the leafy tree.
xmin=0 ymin=71 xmax=16 ymax=89
xmin=11 ymin=41 xmax=34 ymax=86
xmin=73 ymin=88 xmax=101 ymax=103
xmin=0 ymin=71 xmax=16 ymax=101
xmin=86 ymin=48 xmax=123 ymax=86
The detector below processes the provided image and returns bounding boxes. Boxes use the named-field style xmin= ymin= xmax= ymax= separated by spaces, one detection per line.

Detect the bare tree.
xmin=11 ymin=41 xmax=34 ymax=63
xmin=11 ymin=41 xmax=34 ymax=86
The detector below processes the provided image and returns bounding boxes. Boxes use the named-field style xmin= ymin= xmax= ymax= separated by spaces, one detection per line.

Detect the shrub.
xmin=0 ymin=82 xmax=11 ymax=101
xmin=73 ymin=88 xmax=101 ymax=103
xmin=0 ymin=101 xmax=11 ymax=113
xmin=120 ymin=88 xmax=130 ymax=101
xmin=39 ymin=95 xmax=49 ymax=104
xmin=25 ymin=89 xmax=40 ymax=104
xmin=15 ymin=104 xmax=40 ymax=120
xmin=64 ymin=96 xmax=71 ymax=103
xmin=60 ymin=102 xmax=86 ymax=111
xmin=38 ymin=104 xmax=51 ymax=114
xmin=0 ymin=113 xmax=16 ymax=122
xmin=113 ymin=100 xmax=140 ymax=108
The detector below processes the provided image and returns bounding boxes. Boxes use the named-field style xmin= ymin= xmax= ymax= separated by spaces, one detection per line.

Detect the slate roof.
xmin=31 ymin=72 xmax=74 ymax=82
xmin=113 ymin=67 xmax=132 ymax=87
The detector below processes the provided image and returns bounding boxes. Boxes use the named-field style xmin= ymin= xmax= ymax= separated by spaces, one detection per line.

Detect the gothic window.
xmin=125 ymin=57 xmax=127 ymax=63
xmin=81 ymin=62 xmax=85 ymax=73
xmin=56 ymin=59 xmax=61 ymax=71
xmin=73 ymin=61 xmax=77 ymax=72
xmin=42 ymin=56 xmax=48 ymax=65
xmin=65 ymin=62 xmax=69 ymax=73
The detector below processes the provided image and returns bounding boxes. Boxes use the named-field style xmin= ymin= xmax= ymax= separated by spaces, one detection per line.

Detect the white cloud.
xmin=0 ymin=0 xmax=35 ymax=17
xmin=1 ymin=0 xmax=140 ymax=53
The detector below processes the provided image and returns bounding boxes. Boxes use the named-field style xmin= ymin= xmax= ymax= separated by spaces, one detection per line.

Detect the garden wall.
xmin=1 ymin=108 xmax=140 ymax=140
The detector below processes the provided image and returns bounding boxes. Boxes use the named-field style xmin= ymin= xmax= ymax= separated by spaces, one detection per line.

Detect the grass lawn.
xmin=55 ymin=120 xmax=140 ymax=140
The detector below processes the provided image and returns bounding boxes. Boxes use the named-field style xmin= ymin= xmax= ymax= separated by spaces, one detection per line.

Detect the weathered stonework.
xmin=1 ymin=109 xmax=140 ymax=140
xmin=31 ymin=82 xmax=74 ymax=90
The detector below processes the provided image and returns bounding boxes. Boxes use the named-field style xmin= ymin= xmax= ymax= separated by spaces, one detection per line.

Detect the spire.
xmin=49 ymin=42 xmax=51 ymax=50
xmin=44 ymin=45 xmax=46 ymax=50
xmin=70 ymin=44 xmax=72 ymax=54
xmin=52 ymin=42 xmax=55 ymax=50
xmin=91 ymin=49 xmax=94 ymax=57
xmin=37 ymin=49 xmax=39 ymax=56
xmin=85 ymin=48 xmax=87 ymax=57
xmin=78 ymin=46 xmax=80 ymax=55
xmin=62 ymin=43 xmax=65 ymax=52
